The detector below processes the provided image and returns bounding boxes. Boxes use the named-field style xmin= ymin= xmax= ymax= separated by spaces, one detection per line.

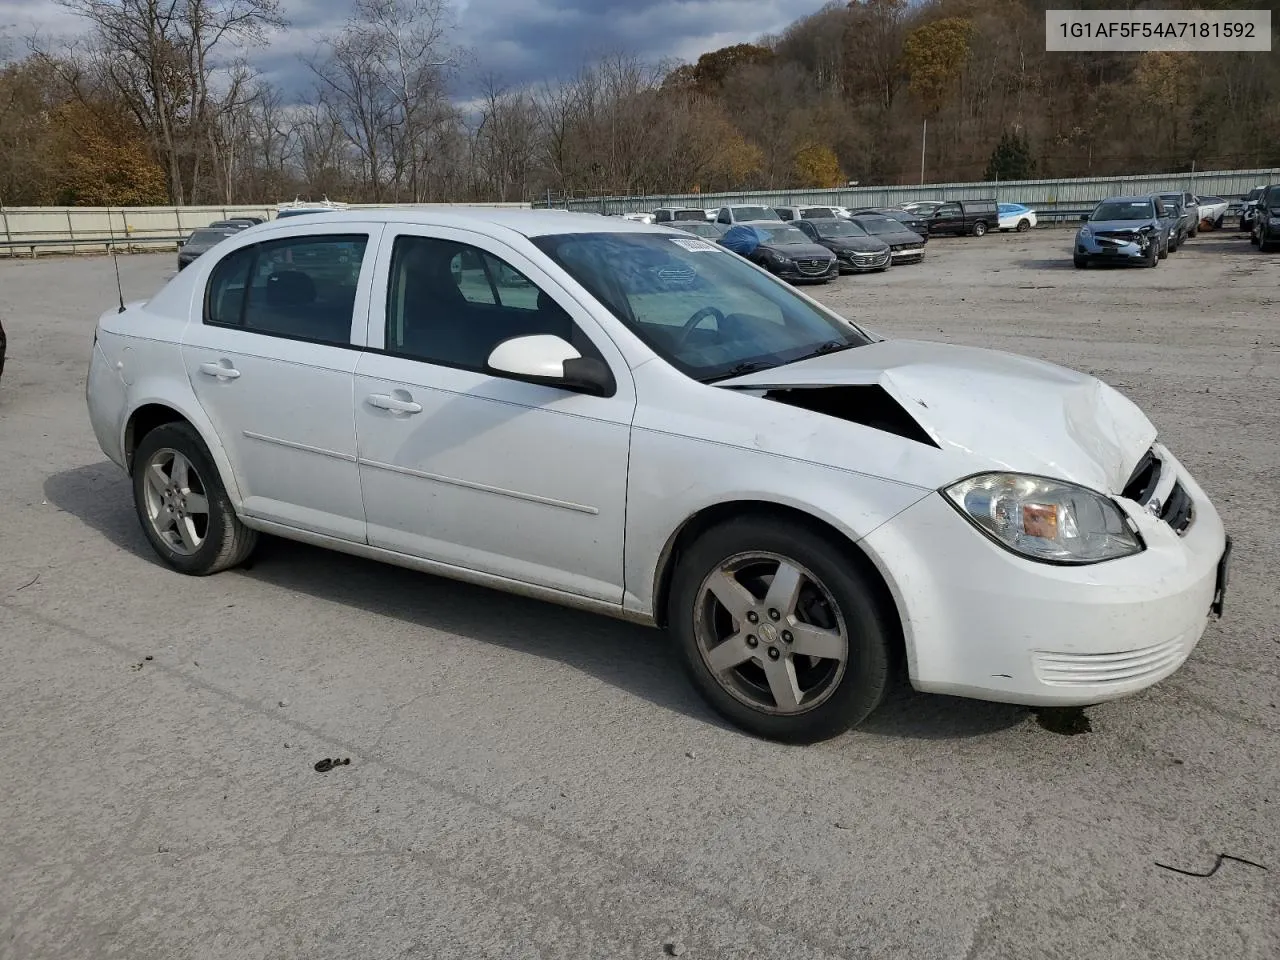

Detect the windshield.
xmin=732 ymin=206 xmax=781 ymax=221
xmin=188 ymin=229 xmax=232 ymax=244
xmin=1246 ymin=188 xmax=1264 ymax=201
xmin=854 ymin=216 xmax=900 ymax=235
xmin=1091 ymin=200 xmax=1154 ymax=221
xmin=763 ymin=226 xmax=811 ymax=244
xmin=801 ymin=207 xmax=837 ymax=219
xmin=673 ymin=209 xmax=707 ymax=221
xmin=812 ymin=220 xmax=867 ymax=238
xmin=676 ymin=222 xmax=723 ymax=238
xmin=532 ymin=232 xmax=872 ymax=382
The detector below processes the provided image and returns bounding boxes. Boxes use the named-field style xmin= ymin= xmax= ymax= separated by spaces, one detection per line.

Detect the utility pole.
xmin=920 ymin=120 xmax=927 ymax=186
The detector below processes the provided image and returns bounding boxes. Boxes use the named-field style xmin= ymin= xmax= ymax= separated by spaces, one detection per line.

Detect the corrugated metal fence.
xmin=0 ymin=202 xmax=531 ymax=256
xmin=536 ymin=168 xmax=1280 ymax=220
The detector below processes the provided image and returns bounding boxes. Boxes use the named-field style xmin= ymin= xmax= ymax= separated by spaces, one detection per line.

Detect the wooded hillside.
xmin=1 ymin=0 xmax=1276 ymax=206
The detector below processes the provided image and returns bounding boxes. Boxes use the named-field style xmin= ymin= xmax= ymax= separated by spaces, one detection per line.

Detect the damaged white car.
xmin=85 ymin=209 xmax=1231 ymax=743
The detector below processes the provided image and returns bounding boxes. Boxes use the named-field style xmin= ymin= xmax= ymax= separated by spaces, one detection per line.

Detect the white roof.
xmin=256 ymin=206 xmax=673 ymax=238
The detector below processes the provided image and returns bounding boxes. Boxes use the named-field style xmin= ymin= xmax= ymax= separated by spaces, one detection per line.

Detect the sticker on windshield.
xmin=669 ymin=237 xmax=721 ymax=252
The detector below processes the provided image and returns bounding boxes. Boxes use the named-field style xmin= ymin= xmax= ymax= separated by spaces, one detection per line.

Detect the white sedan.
xmin=998 ymin=203 xmax=1037 ymax=231
xmin=85 ymin=209 xmax=1230 ymax=743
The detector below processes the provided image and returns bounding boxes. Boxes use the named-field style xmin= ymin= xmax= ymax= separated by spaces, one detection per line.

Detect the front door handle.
xmin=367 ymin=393 xmax=422 ymax=414
xmin=198 ymin=360 xmax=240 ymax=380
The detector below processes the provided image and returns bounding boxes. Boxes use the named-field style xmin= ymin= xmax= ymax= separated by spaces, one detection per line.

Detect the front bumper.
xmin=862 ymin=446 xmax=1226 ymax=707
xmin=1075 ymin=233 xmax=1154 ymax=264
xmin=836 ymin=249 xmax=891 ymax=272
xmin=889 ymin=245 xmax=925 ymax=264
xmin=770 ymin=260 xmax=838 ymax=282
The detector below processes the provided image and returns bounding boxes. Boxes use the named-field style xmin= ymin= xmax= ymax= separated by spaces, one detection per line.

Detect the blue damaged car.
xmin=1073 ymin=196 xmax=1171 ymax=269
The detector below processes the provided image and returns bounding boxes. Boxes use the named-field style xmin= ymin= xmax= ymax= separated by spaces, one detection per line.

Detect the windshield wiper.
xmin=790 ymin=339 xmax=857 ymax=363
xmin=701 ymin=360 xmax=775 ymax=383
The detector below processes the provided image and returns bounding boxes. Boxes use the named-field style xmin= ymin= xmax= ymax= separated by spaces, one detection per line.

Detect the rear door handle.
xmin=198 ymin=360 xmax=240 ymax=380
xmin=367 ymin=393 xmax=422 ymax=414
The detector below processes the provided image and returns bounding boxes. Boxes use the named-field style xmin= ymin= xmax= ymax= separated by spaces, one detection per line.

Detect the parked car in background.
xmin=902 ymin=201 xmax=942 ymax=217
xmin=849 ymin=207 xmax=930 ymax=239
xmin=177 ymin=226 xmax=238 ymax=271
xmin=720 ymin=222 xmax=838 ymax=283
xmin=276 ymin=199 xmax=347 ymax=219
xmin=775 ymin=205 xmax=843 ymax=222
xmin=1250 ymin=184 xmax=1280 ymax=251
xmin=84 ymin=207 xmax=1231 ymax=743
xmin=1155 ymin=194 xmax=1189 ymax=252
xmin=849 ymin=214 xmax=926 ymax=263
xmin=715 ymin=205 xmax=783 ymax=226
xmin=998 ymin=203 xmax=1037 ymax=232
xmin=622 ymin=212 xmax=654 ymax=224
xmin=652 ymin=207 xmax=710 ymax=224
xmin=671 ymin=221 xmax=728 ymax=240
xmin=1157 ymin=193 xmax=1199 ymax=239
xmin=1074 ymin=196 xmax=1169 ymax=268
xmin=793 ymin=218 xmax=892 ymax=273
xmin=208 ymin=220 xmax=252 ymax=231
xmin=1196 ymin=196 xmax=1229 ymax=229
xmin=1240 ymin=186 xmax=1266 ymax=232
xmin=926 ymin=199 xmax=999 ymax=237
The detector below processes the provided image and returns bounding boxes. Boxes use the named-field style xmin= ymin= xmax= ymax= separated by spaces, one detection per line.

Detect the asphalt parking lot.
xmin=2 ymin=228 xmax=1278 ymax=960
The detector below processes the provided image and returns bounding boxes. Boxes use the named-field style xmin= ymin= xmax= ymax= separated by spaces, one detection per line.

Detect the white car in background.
xmin=998 ymin=203 xmax=1037 ymax=232
xmin=85 ymin=208 xmax=1230 ymax=744
xmin=1195 ymin=196 xmax=1230 ymax=229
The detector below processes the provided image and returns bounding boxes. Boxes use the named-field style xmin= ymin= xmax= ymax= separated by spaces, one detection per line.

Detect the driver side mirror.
xmin=486 ymin=334 xmax=615 ymax=397
xmin=1080 ymin=214 xmax=1090 ymax=221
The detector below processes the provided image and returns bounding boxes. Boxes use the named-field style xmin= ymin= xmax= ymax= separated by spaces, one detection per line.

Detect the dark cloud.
xmin=2 ymin=0 xmax=821 ymax=100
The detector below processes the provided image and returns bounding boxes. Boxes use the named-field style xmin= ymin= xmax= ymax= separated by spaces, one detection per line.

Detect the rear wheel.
xmin=972 ymin=220 xmax=987 ymax=237
xmin=668 ymin=516 xmax=893 ymax=743
xmin=1016 ymin=219 xmax=1030 ymax=232
xmin=132 ymin=422 xmax=257 ymax=576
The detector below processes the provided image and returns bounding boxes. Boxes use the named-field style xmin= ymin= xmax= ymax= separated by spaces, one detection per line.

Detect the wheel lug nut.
xmin=767 ymin=647 xmax=781 ymax=660
xmin=746 ymin=635 xmax=758 ymax=648
xmin=768 ymin=608 xmax=780 ymax=621
xmin=746 ymin=611 xmax=759 ymax=624
xmin=782 ymin=631 xmax=793 ymax=643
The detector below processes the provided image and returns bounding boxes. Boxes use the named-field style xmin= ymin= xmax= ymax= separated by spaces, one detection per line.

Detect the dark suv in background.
xmin=926 ymin=199 xmax=999 ymax=237
xmin=1250 ymin=184 xmax=1280 ymax=251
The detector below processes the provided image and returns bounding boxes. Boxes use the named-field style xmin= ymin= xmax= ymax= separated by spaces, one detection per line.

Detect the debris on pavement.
xmin=314 ymin=758 xmax=351 ymax=773
xmin=665 ymin=942 xmax=687 ymax=956
xmin=1155 ymin=853 xmax=1267 ymax=878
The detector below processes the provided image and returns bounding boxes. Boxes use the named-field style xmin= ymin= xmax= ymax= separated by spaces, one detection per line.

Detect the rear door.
xmin=182 ymin=224 xmax=382 ymax=541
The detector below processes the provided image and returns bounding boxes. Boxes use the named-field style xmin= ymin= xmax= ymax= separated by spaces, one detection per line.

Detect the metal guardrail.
xmin=0 ymin=235 xmax=188 ymax=257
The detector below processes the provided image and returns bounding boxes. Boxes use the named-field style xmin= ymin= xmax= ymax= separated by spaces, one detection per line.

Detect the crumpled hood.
xmin=718 ymin=339 xmax=1157 ymax=493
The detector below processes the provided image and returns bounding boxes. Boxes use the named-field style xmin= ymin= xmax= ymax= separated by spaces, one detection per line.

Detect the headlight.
xmin=943 ymin=473 xmax=1144 ymax=565
xmin=1078 ymin=226 xmax=1092 ymax=240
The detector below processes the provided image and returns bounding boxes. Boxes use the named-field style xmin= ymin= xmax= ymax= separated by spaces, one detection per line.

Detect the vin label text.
xmin=1046 ymin=10 xmax=1271 ymax=52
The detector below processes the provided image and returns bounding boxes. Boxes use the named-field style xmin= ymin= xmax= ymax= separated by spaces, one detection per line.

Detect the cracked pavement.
xmin=1 ymin=230 xmax=1278 ymax=959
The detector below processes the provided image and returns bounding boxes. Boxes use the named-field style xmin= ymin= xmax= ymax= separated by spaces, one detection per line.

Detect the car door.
xmin=932 ymin=202 xmax=962 ymax=235
xmin=182 ymin=225 xmax=382 ymax=542
xmin=352 ymin=225 xmax=636 ymax=603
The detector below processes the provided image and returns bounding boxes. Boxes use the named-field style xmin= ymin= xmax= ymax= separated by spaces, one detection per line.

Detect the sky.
xmin=0 ymin=0 xmax=824 ymax=99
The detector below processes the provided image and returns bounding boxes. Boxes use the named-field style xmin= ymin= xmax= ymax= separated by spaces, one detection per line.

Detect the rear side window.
xmin=204 ymin=234 xmax=368 ymax=346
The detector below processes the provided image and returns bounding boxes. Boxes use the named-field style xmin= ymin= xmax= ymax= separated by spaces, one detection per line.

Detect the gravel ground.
xmin=1 ymin=229 xmax=1278 ymax=960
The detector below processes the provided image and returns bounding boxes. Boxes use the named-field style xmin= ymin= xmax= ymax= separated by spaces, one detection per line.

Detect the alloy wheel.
xmin=693 ymin=552 xmax=848 ymax=714
xmin=141 ymin=448 xmax=210 ymax=556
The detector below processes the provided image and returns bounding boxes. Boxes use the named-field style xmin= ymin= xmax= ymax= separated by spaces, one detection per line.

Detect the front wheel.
xmin=132 ymin=422 xmax=258 ymax=576
xmin=972 ymin=221 xmax=987 ymax=237
xmin=1073 ymin=255 xmax=1088 ymax=269
xmin=668 ymin=517 xmax=893 ymax=743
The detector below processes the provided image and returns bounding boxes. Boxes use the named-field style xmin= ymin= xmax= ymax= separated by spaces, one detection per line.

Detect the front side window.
xmin=386 ymin=235 xmax=594 ymax=372
xmin=936 ymin=203 xmax=961 ymax=217
xmin=204 ymin=234 xmax=368 ymax=346
xmin=532 ymin=232 xmax=873 ymax=383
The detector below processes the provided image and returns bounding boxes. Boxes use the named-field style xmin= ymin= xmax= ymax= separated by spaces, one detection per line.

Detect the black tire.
xmin=1216 ymin=214 xmax=1225 ymax=229
xmin=1158 ymin=239 xmax=1168 ymax=259
xmin=668 ymin=516 xmax=893 ymax=744
xmin=1073 ymin=255 xmax=1088 ymax=269
xmin=132 ymin=421 xmax=257 ymax=576
xmin=1016 ymin=219 xmax=1030 ymax=232
xmin=972 ymin=220 xmax=987 ymax=237
xmin=1168 ymin=234 xmax=1179 ymax=253
xmin=1146 ymin=242 xmax=1160 ymax=267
